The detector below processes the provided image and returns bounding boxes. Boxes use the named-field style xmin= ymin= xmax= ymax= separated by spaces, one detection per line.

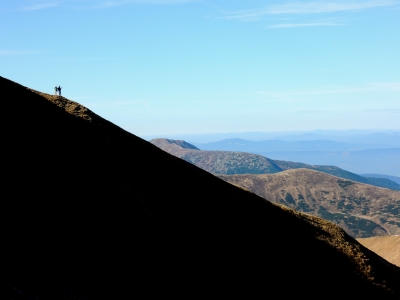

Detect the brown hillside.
xmin=357 ymin=236 xmax=400 ymax=267
xmin=218 ymin=169 xmax=400 ymax=238
xmin=1 ymin=76 xmax=400 ymax=299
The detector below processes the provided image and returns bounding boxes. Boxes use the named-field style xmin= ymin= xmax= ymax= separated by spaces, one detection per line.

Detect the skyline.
xmin=1 ymin=0 xmax=399 ymax=138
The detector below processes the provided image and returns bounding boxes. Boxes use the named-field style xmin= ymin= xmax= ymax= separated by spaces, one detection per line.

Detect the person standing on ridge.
xmin=54 ymin=86 xmax=58 ymax=95
xmin=58 ymin=86 xmax=62 ymax=96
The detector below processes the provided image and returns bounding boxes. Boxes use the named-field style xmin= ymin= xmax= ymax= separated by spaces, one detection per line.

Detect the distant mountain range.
xmin=192 ymin=138 xmax=400 ymax=177
xmin=217 ymin=169 xmax=400 ymax=238
xmin=151 ymin=138 xmax=400 ymax=191
xmin=5 ymin=75 xmax=400 ymax=298
xmin=362 ymin=174 xmax=400 ymax=185
xmin=143 ymin=130 xmax=400 ymax=145
xmin=193 ymin=138 xmax=400 ymax=152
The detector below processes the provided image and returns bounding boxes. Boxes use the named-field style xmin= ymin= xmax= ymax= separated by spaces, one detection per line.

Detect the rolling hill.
xmin=151 ymin=138 xmax=400 ymax=190
xmin=2 ymin=75 xmax=400 ymax=298
xmin=151 ymin=138 xmax=282 ymax=174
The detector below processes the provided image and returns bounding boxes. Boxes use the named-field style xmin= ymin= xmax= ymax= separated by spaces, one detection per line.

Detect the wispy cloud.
xmin=361 ymin=108 xmax=400 ymax=112
xmin=70 ymin=96 xmax=94 ymax=100
xmin=80 ymin=99 xmax=150 ymax=107
xmin=18 ymin=0 xmax=199 ymax=11
xmin=297 ymin=107 xmax=400 ymax=114
xmin=46 ymin=57 xmax=120 ymax=62
xmin=258 ymin=82 xmax=400 ymax=98
xmin=21 ymin=1 xmax=60 ymax=11
xmin=268 ymin=21 xmax=344 ymax=28
xmin=297 ymin=110 xmax=339 ymax=114
xmin=0 ymin=50 xmax=39 ymax=55
xmin=222 ymin=1 xmax=397 ymax=22
xmin=94 ymin=0 xmax=200 ymax=8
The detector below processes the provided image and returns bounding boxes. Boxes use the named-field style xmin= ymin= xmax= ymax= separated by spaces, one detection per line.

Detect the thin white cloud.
xmin=46 ymin=57 xmax=120 ymax=62
xmin=70 ymin=96 xmax=94 ymax=100
xmin=258 ymin=82 xmax=400 ymax=98
xmin=361 ymin=108 xmax=400 ymax=112
xmin=21 ymin=2 xmax=60 ymax=11
xmin=0 ymin=50 xmax=38 ymax=55
xmin=222 ymin=1 xmax=397 ymax=21
xmin=79 ymin=99 xmax=150 ymax=107
xmin=297 ymin=110 xmax=338 ymax=114
xmin=268 ymin=21 xmax=344 ymax=28
xmin=18 ymin=0 xmax=199 ymax=11
xmin=93 ymin=0 xmax=200 ymax=8
xmin=297 ymin=108 xmax=400 ymax=113
xmin=126 ymin=0 xmax=200 ymax=3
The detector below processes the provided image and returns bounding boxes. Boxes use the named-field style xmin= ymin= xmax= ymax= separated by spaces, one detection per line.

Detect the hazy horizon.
xmin=2 ymin=0 xmax=399 ymax=136
xmin=141 ymin=128 xmax=400 ymax=143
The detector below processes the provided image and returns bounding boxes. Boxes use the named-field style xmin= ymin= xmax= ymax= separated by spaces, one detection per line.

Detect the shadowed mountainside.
xmin=2 ymin=76 xmax=400 ymax=298
xmin=152 ymin=138 xmax=400 ymax=190
xmin=217 ymin=169 xmax=400 ymax=238
xmin=357 ymin=236 xmax=400 ymax=267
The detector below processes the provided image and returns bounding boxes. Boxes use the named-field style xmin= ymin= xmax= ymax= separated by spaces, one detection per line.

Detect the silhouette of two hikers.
xmin=54 ymin=86 xmax=62 ymax=96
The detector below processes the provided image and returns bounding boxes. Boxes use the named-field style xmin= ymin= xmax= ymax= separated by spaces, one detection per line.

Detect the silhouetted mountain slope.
xmin=217 ymin=169 xmax=400 ymax=238
xmin=1 ymin=76 xmax=400 ymax=299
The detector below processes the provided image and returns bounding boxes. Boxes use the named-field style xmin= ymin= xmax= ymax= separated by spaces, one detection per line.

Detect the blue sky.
xmin=1 ymin=0 xmax=399 ymax=138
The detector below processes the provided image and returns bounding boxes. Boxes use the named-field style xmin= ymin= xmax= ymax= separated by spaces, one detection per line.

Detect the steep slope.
xmin=150 ymin=138 xmax=283 ymax=174
xmin=218 ymin=169 xmax=400 ymax=238
xmin=1 ymin=76 xmax=400 ymax=299
xmin=357 ymin=236 xmax=400 ymax=267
